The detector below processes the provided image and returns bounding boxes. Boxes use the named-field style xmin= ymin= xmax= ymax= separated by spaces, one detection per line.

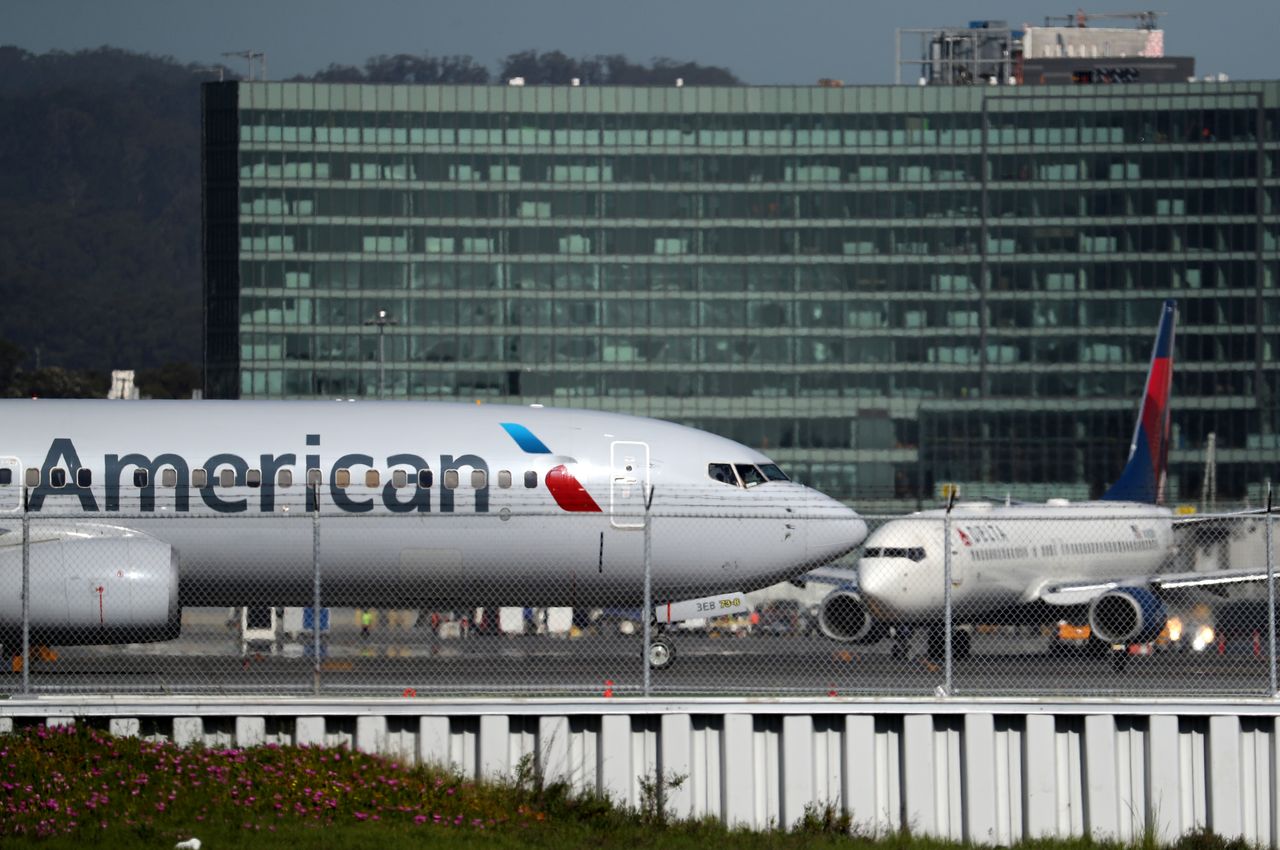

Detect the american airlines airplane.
xmin=815 ymin=300 xmax=1260 ymax=659
xmin=0 ymin=402 xmax=867 ymax=668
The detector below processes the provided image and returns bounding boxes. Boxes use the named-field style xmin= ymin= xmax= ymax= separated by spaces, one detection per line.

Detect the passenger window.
xmin=0 ymin=469 xmax=11 ymax=485
xmin=365 ymin=470 xmax=380 ymax=488
xmin=735 ymin=464 xmax=767 ymax=488
xmin=524 ymin=470 xmax=537 ymax=488
xmin=77 ymin=468 xmax=92 ymax=487
xmin=392 ymin=469 xmax=408 ymax=488
xmin=50 ymin=468 xmax=67 ymax=488
xmin=417 ymin=469 xmax=434 ymax=488
xmin=278 ymin=469 xmax=293 ymax=487
xmin=192 ymin=469 xmax=208 ymax=488
xmin=218 ymin=469 xmax=235 ymax=488
xmin=307 ymin=468 xmax=322 ymax=487
xmin=497 ymin=470 xmax=512 ymax=488
xmin=471 ymin=470 xmax=486 ymax=489
xmin=335 ymin=469 xmax=351 ymax=488
xmin=707 ymin=463 xmax=737 ymax=486
xmin=25 ymin=468 xmax=39 ymax=488
xmin=444 ymin=470 xmax=459 ymax=489
xmin=246 ymin=469 xmax=262 ymax=488
xmin=161 ymin=468 xmax=177 ymax=488
xmin=133 ymin=469 xmax=149 ymax=488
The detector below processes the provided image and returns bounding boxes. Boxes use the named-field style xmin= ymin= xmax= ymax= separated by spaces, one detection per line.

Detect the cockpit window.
xmin=864 ymin=547 xmax=927 ymax=562
xmin=707 ymin=463 xmax=737 ymax=486
xmin=708 ymin=462 xmax=789 ymax=488
xmin=758 ymin=464 xmax=789 ymax=481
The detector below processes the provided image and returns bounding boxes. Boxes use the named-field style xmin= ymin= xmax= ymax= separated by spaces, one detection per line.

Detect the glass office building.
xmin=203 ymin=81 xmax=1280 ymax=507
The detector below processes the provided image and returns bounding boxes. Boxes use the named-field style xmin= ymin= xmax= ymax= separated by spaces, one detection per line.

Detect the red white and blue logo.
xmin=500 ymin=422 xmax=601 ymax=513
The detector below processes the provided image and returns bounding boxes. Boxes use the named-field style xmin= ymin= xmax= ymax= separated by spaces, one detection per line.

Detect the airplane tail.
xmin=1102 ymin=299 xmax=1176 ymax=504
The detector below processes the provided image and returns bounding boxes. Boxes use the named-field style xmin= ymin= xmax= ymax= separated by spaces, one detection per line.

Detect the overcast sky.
xmin=4 ymin=0 xmax=1277 ymax=84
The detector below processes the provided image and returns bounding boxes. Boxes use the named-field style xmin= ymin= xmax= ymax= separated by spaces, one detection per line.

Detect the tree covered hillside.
xmin=0 ymin=46 xmax=208 ymax=374
xmin=0 ymin=46 xmax=738 ymax=395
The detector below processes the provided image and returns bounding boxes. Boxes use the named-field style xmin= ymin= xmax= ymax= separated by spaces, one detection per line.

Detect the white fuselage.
xmin=0 ymin=400 xmax=867 ymax=611
xmin=857 ymin=501 xmax=1174 ymax=623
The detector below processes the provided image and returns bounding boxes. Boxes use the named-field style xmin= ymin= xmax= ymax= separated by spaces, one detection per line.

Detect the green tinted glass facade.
xmin=203 ymin=81 xmax=1280 ymax=507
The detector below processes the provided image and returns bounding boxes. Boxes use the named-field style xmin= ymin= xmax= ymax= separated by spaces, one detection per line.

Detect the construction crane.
xmin=1043 ymin=10 xmax=1163 ymax=30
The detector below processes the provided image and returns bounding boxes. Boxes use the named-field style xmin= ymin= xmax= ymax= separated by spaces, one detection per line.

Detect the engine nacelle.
xmin=0 ymin=534 xmax=180 ymax=645
xmin=1088 ymin=586 xmax=1167 ymax=645
xmin=817 ymin=586 xmax=882 ymax=643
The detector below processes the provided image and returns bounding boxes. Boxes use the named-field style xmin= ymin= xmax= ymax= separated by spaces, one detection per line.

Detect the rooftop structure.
xmin=897 ymin=12 xmax=1193 ymax=86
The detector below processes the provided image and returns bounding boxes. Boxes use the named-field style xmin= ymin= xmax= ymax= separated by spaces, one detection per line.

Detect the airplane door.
xmin=609 ymin=441 xmax=650 ymax=530
xmin=0 ymin=457 xmax=20 ymax=513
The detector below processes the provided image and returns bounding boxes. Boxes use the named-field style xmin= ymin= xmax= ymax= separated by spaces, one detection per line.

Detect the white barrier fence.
xmin=3 ymin=698 xmax=1279 ymax=845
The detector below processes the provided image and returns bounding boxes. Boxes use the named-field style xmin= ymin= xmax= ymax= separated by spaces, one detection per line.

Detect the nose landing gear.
xmin=925 ymin=627 xmax=972 ymax=662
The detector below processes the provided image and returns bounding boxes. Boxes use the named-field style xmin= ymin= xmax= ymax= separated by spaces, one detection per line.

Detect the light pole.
xmin=364 ymin=310 xmax=397 ymax=399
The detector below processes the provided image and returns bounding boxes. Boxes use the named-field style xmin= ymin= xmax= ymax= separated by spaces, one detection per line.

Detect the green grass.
xmin=0 ymin=724 xmax=1261 ymax=850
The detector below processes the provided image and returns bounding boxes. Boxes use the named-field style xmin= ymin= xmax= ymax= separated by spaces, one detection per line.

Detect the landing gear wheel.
xmin=648 ymin=636 xmax=676 ymax=670
xmin=953 ymin=629 xmax=971 ymax=660
xmin=1111 ymin=650 xmax=1128 ymax=673
xmin=927 ymin=628 xmax=946 ymax=661
xmin=890 ymin=627 xmax=911 ymax=660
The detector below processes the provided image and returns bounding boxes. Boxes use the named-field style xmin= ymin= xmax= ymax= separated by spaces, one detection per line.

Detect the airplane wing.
xmin=1033 ymin=567 xmax=1278 ymax=607
xmin=1174 ymin=508 xmax=1277 ymax=527
xmin=792 ymin=564 xmax=859 ymax=589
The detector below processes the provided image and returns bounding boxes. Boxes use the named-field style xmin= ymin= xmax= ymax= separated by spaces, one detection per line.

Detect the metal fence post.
xmin=942 ymin=504 xmax=954 ymax=697
xmin=642 ymin=485 xmax=654 ymax=698
xmin=312 ymin=482 xmax=322 ymax=696
xmin=1267 ymin=482 xmax=1275 ymax=696
xmin=20 ymin=485 xmax=30 ymax=696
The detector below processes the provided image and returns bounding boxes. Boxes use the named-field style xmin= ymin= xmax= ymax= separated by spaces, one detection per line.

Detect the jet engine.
xmin=1087 ymin=586 xmax=1167 ymax=645
xmin=0 ymin=535 xmax=180 ymax=645
xmin=816 ymin=586 xmax=883 ymax=643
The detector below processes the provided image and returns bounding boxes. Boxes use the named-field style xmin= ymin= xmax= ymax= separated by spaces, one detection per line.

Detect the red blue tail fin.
xmin=1102 ymin=300 xmax=1176 ymax=504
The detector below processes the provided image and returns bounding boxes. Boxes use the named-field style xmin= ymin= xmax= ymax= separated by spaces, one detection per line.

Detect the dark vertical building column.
xmin=201 ymin=81 xmax=242 ymax=398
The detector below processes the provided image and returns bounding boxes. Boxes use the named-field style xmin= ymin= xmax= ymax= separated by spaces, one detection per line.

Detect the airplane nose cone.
xmin=857 ymin=560 xmax=898 ymax=616
xmin=806 ymin=499 xmax=868 ymax=564
xmin=857 ymin=558 xmax=935 ymax=620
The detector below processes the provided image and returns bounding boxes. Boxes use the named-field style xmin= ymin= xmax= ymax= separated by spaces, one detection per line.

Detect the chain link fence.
xmin=1 ymin=492 xmax=1276 ymax=698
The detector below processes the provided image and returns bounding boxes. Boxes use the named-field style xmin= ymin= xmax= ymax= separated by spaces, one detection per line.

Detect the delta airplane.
xmin=0 ymin=402 xmax=867 ymax=668
xmin=816 ymin=300 xmax=1262 ymax=659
